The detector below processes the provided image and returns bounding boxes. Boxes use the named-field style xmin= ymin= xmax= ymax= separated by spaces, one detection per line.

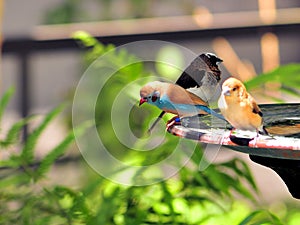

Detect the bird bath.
xmin=167 ymin=103 xmax=300 ymax=199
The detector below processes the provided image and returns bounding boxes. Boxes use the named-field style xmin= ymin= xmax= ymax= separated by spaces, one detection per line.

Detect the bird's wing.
xmin=148 ymin=53 xmax=222 ymax=133
xmin=175 ymin=53 xmax=222 ymax=89
xmin=166 ymin=84 xmax=208 ymax=106
xmin=249 ymin=96 xmax=263 ymax=117
xmin=187 ymin=91 xmax=209 ymax=106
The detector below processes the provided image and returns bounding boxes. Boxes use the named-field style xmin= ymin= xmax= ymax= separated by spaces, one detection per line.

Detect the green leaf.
xmin=245 ymin=64 xmax=300 ymax=99
xmin=232 ymin=181 xmax=256 ymax=201
xmin=246 ymin=64 xmax=300 ymax=89
xmin=35 ymin=120 xmax=92 ymax=180
xmin=49 ymin=186 xmax=90 ymax=222
xmin=0 ymin=116 xmax=34 ymax=148
xmin=239 ymin=210 xmax=284 ymax=225
xmin=204 ymin=166 xmax=233 ymax=196
xmin=72 ymin=30 xmax=100 ymax=48
xmin=193 ymin=171 xmax=210 ymax=189
xmin=0 ymin=87 xmax=15 ymax=123
xmin=20 ymin=105 xmax=64 ymax=164
xmin=239 ymin=210 xmax=264 ymax=225
xmin=35 ymin=132 xmax=74 ymax=180
xmin=0 ymin=156 xmax=20 ymax=168
xmin=0 ymin=173 xmax=30 ymax=188
xmin=280 ymin=85 xmax=300 ymax=97
xmin=220 ymin=159 xmax=258 ymax=193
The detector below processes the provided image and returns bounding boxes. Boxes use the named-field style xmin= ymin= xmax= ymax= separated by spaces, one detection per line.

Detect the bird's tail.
xmin=197 ymin=105 xmax=226 ymax=121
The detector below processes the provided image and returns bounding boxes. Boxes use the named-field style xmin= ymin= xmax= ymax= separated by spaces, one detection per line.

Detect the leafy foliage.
xmin=43 ymin=0 xmax=84 ymax=25
xmin=43 ymin=0 xmax=168 ymax=24
xmin=245 ymin=64 xmax=300 ymax=101
xmin=0 ymin=89 xmax=87 ymax=224
xmin=0 ymin=88 xmax=33 ymax=148
xmin=1 ymin=34 xmax=300 ymax=224
xmin=68 ymin=32 xmax=300 ymax=225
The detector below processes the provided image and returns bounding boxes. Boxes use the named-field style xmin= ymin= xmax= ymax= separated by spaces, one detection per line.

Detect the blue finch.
xmin=139 ymin=81 xmax=224 ymax=120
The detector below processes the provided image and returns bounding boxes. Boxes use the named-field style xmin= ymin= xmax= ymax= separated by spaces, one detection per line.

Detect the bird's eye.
xmin=232 ymin=87 xmax=237 ymax=91
xmin=151 ymin=95 xmax=158 ymax=102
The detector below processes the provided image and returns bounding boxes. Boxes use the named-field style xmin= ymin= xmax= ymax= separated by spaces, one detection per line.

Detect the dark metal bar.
xmin=18 ymin=51 xmax=29 ymax=139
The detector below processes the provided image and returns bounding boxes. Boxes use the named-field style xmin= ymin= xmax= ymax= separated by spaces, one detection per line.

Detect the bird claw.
xmin=166 ymin=116 xmax=181 ymax=130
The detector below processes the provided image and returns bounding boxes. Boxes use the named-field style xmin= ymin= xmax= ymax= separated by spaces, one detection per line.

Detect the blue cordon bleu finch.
xmin=218 ymin=77 xmax=268 ymax=135
xmin=146 ymin=53 xmax=223 ymax=132
xmin=139 ymin=81 xmax=224 ymax=122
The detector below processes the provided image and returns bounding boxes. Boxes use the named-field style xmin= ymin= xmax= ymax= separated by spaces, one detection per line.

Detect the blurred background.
xmin=1 ymin=0 xmax=300 ymax=224
xmin=2 ymin=0 xmax=300 ymax=113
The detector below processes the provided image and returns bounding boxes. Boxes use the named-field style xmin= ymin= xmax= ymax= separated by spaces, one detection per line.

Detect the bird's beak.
xmin=139 ymin=98 xmax=147 ymax=106
xmin=222 ymin=86 xmax=231 ymax=96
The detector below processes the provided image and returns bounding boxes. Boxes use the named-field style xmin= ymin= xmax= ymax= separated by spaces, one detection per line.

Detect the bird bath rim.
xmin=167 ymin=103 xmax=300 ymax=160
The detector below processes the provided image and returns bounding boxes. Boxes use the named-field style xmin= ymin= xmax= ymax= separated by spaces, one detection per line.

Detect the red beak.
xmin=139 ymin=98 xmax=147 ymax=106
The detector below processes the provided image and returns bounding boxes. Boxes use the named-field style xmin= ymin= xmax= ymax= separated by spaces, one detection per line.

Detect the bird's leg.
xmin=258 ymin=127 xmax=276 ymax=139
xmin=166 ymin=116 xmax=181 ymax=130
xmin=147 ymin=111 xmax=166 ymax=134
xmin=168 ymin=115 xmax=180 ymax=124
xmin=253 ymin=129 xmax=260 ymax=147
xmin=256 ymin=129 xmax=259 ymax=137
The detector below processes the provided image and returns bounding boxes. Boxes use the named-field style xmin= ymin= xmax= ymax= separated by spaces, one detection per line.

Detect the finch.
xmin=139 ymin=81 xmax=224 ymax=120
xmin=148 ymin=53 xmax=223 ymax=132
xmin=218 ymin=77 xmax=268 ymax=135
xmin=175 ymin=52 xmax=223 ymax=102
